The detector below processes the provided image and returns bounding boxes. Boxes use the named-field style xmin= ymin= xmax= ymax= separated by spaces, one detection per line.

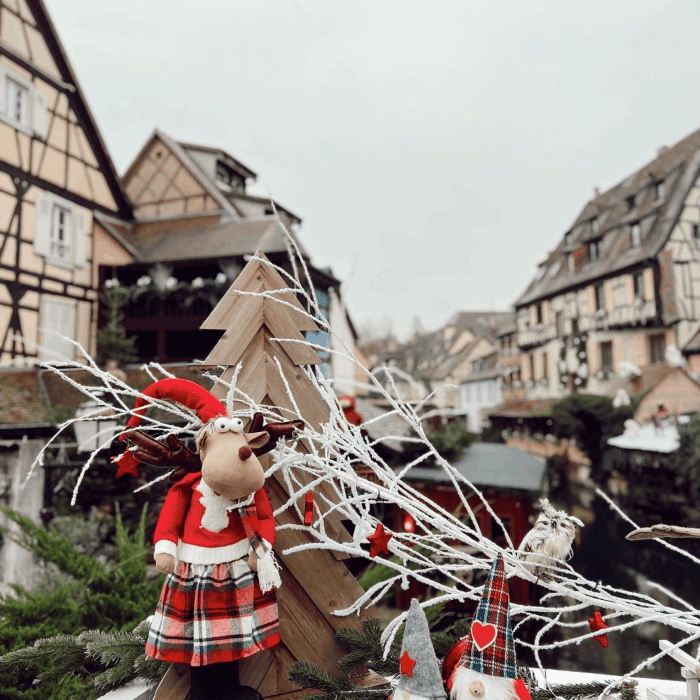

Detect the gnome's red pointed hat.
xmin=443 ymin=554 xmax=531 ymax=700
xmin=113 ymin=378 xmax=226 ymax=477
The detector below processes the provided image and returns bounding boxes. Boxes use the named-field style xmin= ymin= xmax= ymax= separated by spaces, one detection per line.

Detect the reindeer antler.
xmin=127 ymin=430 xmax=201 ymax=483
xmin=249 ymin=413 xmax=304 ymax=457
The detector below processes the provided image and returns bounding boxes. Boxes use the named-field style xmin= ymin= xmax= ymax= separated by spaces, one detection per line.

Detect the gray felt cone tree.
xmin=154 ymin=252 xmax=384 ymax=700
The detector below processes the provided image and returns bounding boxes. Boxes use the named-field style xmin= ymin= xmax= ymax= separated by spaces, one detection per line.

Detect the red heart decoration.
xmin=471 ymin=621 xmax=497 ymax=651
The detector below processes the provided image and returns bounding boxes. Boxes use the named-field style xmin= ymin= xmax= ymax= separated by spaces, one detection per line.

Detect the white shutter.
xmin=39 ymin=299 xmax=76 ymax=362
xmin=32 ymin=89 xmax=47 ymax=139
xmin=72 ymin=209 xmax=86 ymax=268
xmin=34 ymin=192 xmax=51 ymax=257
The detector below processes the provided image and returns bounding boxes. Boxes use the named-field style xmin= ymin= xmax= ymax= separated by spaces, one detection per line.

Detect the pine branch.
xmin=0 ymin=633 xmax=87 ymax=681
xmin=336 ymin=619 xmax=400 ymax=677
xmin=289 ymin=662 xmax=356 ymax=694
xmin=288 ymin=662 xmax=389 ymax=700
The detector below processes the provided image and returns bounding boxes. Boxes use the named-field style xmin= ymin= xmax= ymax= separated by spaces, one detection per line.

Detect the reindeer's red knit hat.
xmin=113 ymin=379 xmax=226 ymax=478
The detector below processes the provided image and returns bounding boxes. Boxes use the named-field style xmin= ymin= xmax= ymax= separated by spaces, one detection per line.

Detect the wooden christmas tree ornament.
xmin=154 ymin=252 xmax=383 ymax=700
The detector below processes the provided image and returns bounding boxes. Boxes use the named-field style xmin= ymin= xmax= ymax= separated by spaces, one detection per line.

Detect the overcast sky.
xmin=50 ymin=0 xmax=700 ymax=339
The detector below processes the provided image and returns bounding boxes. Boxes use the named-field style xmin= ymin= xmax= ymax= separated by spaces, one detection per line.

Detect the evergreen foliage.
xmin=96 ymin=285 xmax=136 ymax=367
xmin=550 ymin=394 xmax=633 ymax=476
xmin=403 ymin=422 xmax=479 ymax=466
xmin=669 ymin=413 xmax=700 ymax=501
xmin=0 ymin=503 xmax=165 ymax=699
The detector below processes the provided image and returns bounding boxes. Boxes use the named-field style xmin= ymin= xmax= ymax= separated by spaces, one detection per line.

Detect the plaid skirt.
xmin=145 ymin=558 xmax=280 ymax=666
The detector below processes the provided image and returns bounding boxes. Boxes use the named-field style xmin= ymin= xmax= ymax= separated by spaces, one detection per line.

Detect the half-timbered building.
xmin=512 ymin=127 xmax=700 ymax=400
xmin=0 ymin=0 xmax=133 ymax=366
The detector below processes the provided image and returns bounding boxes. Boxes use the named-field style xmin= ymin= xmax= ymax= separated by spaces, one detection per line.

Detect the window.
xmin=473 ymin=358 xmax=484 ymax=373
xmin=50 ymin=205 xmax=71 ymax=261
xmin=649 ymin=334 xmax=666 ymax=364
xmin=306 ymin=288 xmax=330 ymax=373
xmin=564 ymin=231 xmax=572 ymax=247
xmin=631 ymin=222 xmax=641 ymax=247
xmin=588 ymin=239 xmax=601 ymax=262
xmin=600 ymin=341 xmax=613 ymax=371
xmin=655 ymin=181 xmax=665 ymax=200
xmin=571 ymin=318 xmax=579 ymax=335
xmin=529 ymin=353 xmax=536 ymax=381
xmin=34 ymin=192 xmax=86 ymax=269
xmin=591 ymin=217 xmax=599 ymax=233
xmin=0 ymin=66 xmax=47 ymax=136
xmin=536 ymin=304 xmax=543 ymax=325
xmin=693 ymin=223 xmax=700 ymax=244
xmin=542 ymin=352 xmax=548 ymax=380
xmin=39 ymin=298 xmax=76 ymax=362
xmin=6 ymin=78 xmax=28 ymax=125
xmin=626 ymin=195 xmax=635 ymax=212
xmin=595 ymin=283 xmax=605 ymax=311
xmin=633 ymin=272 xmax=644 ymax=300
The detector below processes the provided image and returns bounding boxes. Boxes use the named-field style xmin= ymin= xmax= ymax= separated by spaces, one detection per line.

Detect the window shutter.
xmin=34 ymin=192 xmax=51 ymax=257
xmin=72 ymin=209 xmax=86 ymax=268
xmin=32 ymin=89 xmax=47 ymax=138
xmin=0 ymin=66 xmax=5 ymax=117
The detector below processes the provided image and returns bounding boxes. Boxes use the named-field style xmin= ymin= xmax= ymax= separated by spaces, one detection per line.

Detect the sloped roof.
xmin=132 ymin=216 xmax=309 ymax=263
xmin=355 ymin=397 xmax=413 ymax=452
xmin=399 ymin=443 xmax=546 ymax=492
xmin=381 ymin=311 xmax=514 ymax=382
xmin=0 ymin=365 xmax=213 ymax=428
xmin=178 ymin=140 xmax=257 ymax=180
xmin=515 ymin=126 xmax=700 ymax=307
xmin=487 ymin=398 xmax=561 ymax=418
xmin=31 ymin=1 xmax=133 ymax=219
xmin=607 ymin=363 xmax=675 ymax=400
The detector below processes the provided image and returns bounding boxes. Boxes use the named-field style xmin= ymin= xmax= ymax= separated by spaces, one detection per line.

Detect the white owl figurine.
xmin=517 ymin=499 xmax=584 ymax=581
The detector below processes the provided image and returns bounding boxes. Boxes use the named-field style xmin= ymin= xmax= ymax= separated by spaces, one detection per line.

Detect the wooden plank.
xmin=277 ymin=563 xmax=349 ymax=672
xmin=267 ymin=476 xmax=368 ymax=629
xmin=660 ymin=640 xmax=700 ymax=676
xmin=256 ymin=643 xmax=299 ymax=698
xmin=202 ymin=295 xmax=264 ymax=366
xmin=201 ymin=259 xmax=265 ymax=329
xmin=153 ymin=663 xmax=190 ymax=700
xmin=239 ymin=648 xmax=276 ymax=692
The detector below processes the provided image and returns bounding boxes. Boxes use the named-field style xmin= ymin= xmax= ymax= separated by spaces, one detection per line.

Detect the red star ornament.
xmin=588 ymin=611 xmax=609 ymax=648
xmin=399 ymin=650 xmax=416 ymax=677
xmin=112 ymin=450 xmax=140 ymax=479
xmin=367 ymin=522 xmax=393 ymax=557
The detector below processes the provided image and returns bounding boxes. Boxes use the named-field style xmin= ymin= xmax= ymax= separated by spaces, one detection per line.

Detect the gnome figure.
xmin=393 ymin=599 xmax=446 ymax=700
xmin=443 ymin=555 xmax=531 ymax=700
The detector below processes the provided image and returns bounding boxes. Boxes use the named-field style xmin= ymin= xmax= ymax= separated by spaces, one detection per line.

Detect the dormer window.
xmin=631 ymin=222 xmax=641 ymax=247
xmin=626 ymin=195 xmax=635 ymax=212
xmin=588 ymin=238 xmax=602 ymax=262
xmin=655 ymin=180 xmax=665 ymax=200
xmin=591 ymin=217 xmax=599 ymax=233
xmin=216 ymin=164 xmax=231 ymax=184
xmin=564 ymin=231 xmax=572 ymax=247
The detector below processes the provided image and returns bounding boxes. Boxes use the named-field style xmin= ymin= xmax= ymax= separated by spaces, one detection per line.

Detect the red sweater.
xmin=153 ymin=472 xmax=276 ymax=565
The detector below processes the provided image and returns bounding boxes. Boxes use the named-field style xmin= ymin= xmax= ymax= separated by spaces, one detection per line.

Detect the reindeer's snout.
xmin=239 ymin=446 xmax=252 ymax=461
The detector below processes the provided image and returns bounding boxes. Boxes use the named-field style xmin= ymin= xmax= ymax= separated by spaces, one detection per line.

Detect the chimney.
xmin=593 ymin=186 xmax=601 ymax=198
xmin=657 ymin=145 xmax=669 ymax=156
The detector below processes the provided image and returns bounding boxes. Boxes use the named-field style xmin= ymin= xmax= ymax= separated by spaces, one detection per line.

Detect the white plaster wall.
xmin=460 ymin=378 xmax=501 ymax=432
xmin=328 ymin=288 xmax=357 ymax=396
xmin=0 ymin=438 xmax=45 ymax=594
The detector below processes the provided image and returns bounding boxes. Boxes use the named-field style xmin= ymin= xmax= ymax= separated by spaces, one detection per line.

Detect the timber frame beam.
xmin=0 ymin=40 xmax=75 ymax=94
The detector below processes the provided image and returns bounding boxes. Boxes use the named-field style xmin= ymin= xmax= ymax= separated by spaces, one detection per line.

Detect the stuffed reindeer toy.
xmin=114 ymin=378 xmax=302 ymax=700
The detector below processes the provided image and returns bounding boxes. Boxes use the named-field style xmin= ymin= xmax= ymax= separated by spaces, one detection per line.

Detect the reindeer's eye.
xmin=229 ymin=418 xmax=244 ymax=433
xmin=214 ymin=417 xmax=230 ymax=433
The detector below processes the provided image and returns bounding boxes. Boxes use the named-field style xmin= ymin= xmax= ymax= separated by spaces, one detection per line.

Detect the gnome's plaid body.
xmin=460 ymin=554 xmax=517 ymax=679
